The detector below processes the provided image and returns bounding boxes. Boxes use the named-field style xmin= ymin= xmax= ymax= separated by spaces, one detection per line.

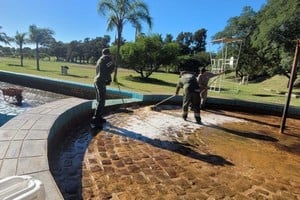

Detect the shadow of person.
xmin=104 ymin=123 xmax=234 ymax=166
xmin=49 ymin=123 xmax=94 ymax=200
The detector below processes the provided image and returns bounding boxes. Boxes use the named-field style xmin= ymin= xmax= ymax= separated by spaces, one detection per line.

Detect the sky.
xmin=1 ymin=0 xmax=267 ymax=47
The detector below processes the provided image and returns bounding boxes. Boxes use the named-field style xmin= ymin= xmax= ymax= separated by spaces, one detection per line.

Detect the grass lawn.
xmin=1 ymin=56 xmax=299 ymax=107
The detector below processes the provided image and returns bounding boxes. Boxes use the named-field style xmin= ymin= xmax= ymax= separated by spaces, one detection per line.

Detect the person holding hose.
xmin=91 ymin=48 xmax=115 ymax=129
xmin=197 ymin=67 xmax=223 ymax=110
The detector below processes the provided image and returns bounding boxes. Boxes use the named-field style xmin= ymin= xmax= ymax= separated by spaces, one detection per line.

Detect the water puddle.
xmin=0 ymin=81 xmax=68 ymax=126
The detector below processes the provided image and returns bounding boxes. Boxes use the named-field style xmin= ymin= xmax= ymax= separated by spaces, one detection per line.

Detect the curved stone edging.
xmin=0 ymin=97 xmax=92 ymax=200
xmin=0 ymin=96 xmax=142 ymax=199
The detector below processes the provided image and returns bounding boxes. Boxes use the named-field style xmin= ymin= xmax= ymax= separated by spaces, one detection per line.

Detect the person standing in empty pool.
xmin=175 ymin=70 xmax=201 ymax=124
xmin=91 ymin=48 xmax=115 ymax=129
xmin=197 ymin=67 xmax=223 ymax=110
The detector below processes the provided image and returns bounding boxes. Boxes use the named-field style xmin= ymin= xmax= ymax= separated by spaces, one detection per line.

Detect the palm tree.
xmin=0 ymin=26 xmax=10 ymax=45
xmin=29 ymin=25 xmax=54 ymax=71
xmin=98 ymin=0 xmax=153 ymax=82
xmin=15 ymin=32 xmax=27 ymax=67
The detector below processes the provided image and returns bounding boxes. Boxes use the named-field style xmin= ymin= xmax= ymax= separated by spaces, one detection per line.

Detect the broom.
xmin=148 ymin=94 xmax=176 ymax=111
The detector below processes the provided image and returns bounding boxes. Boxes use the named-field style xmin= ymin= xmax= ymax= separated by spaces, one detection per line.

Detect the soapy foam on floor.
xmin=105 ymin=106 xmax=245 ymax=140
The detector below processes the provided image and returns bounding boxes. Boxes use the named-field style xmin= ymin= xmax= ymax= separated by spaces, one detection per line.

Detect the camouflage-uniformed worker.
xmin=175 ymin=71 xmax=201 ymax=124
xmin=91 ymin=48 xmax=115 ymax=129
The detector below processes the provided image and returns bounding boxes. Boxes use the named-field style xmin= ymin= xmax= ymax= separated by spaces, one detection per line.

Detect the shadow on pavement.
xmin=206 ymin=123 xmax=278 ymax=142
xmin=206 ymin=109 xmax=280 ymax=129
xmin=106 ymin=124 xmax=234 ymax=166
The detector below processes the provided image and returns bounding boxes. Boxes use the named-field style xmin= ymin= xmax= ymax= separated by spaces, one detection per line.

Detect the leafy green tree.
xmin=50 ymin=41 xmax=67 ymax=62
xmin=164 ymin=34 xmax=174 ymax=43
xmin=177 ymin=56 xmax=201 ymax=73
xmin=82 ymin=38 xmax=93 ymax=63
xmin=193 ymin=51 xmax=210 ymax=70
xmin=176 ymin=32 xmax=193 ymax=55
xmin=14 ymin=31 xmax=27 ymax=67
xmin=66 ymin=40 xmax=80 ymax=63
xmin=252 ymin=0 xmax=300 ymax=76
xmin=98 ymin=0 xmax=153 ymax=82
xmin=90 ymin=36 xmax=111 ymax=63
xmin=193 ymin=28 xmax=207 ymax=53
xmin=213 ymin=6 xmax=262 ymax=79
xmin=29 ymin=25 xmax=55 ymax=71
xmin=120 ymin=34 xmax=179 ymax=78
xmin=0 ymin=26 xmax=10 ymax=45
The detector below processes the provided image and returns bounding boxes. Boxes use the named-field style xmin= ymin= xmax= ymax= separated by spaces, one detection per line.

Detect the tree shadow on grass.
xmin=124 ymin=76 xmax=177 ymax=87
xmin=7 ymin=64 xmax=22 ymax=67
xmin=66 ymin=74 xmax=89 ymax=78
xmin=252 ymin=94 xmax=278 ymax=97
xmin=112 ymin=82 xmax=151 ymax=92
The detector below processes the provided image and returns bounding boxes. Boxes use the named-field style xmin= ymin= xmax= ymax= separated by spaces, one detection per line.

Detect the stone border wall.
xmin=2 ymin=70 xmax=300 ymax=118
xmin=0 ymin=70 xmax=141 ymax=100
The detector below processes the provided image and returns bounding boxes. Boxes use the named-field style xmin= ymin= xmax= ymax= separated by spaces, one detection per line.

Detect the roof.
xmin=211 ymin=38 xmax=243 ymax=44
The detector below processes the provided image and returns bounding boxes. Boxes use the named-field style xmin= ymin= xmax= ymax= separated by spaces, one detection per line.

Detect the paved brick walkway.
xmin=0 ymin=98 xmax=92 ymax=200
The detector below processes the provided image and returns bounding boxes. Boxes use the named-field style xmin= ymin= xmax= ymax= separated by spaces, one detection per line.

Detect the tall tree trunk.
xmin=113 ymin=29 xmax=122 ymax=82
xmin=36 ymin=43 xmax=40 ymax=71
xmin=20 ymin=44 xmax=23 ymax=67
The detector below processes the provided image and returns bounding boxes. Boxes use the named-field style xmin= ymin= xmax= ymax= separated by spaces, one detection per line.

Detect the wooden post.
xmin=280 ymin=40 xmax=300 ymax=133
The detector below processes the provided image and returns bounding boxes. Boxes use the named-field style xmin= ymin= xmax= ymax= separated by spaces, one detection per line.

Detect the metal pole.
xmin=280 ymin=40 xmax=300 ymax=133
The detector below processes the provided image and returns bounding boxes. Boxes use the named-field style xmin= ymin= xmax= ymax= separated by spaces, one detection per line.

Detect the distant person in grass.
xmin=175 ymin=70 xmax=201 ymax=124
xmin=91 ymin=48 xmax=114 ymax=129
xmin=197 ymin=67 xmax=223 ymax=110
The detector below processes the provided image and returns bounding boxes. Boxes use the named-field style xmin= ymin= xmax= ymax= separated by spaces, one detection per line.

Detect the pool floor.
xmin=51 ymin=105 xmax=300 ymax=199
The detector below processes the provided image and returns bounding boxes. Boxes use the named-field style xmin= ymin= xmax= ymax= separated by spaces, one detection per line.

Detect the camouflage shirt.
xmin=94 ymin=55 xmax=114 ymax=84
xmin=176 ymin=72 xmax=200 ymax=93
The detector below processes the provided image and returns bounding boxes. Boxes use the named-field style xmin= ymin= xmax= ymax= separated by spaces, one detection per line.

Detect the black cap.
xmin=102 ymin=48 xmax=110 ymax=55
xmin=200 ymin=67 xmax=207 ymax=73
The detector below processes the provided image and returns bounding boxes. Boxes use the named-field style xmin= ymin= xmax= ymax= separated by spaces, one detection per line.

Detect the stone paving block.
xmin=0 ymin=129 xmax=16 ymax=141
xmin=0 ymin=158 xmax=17 ymax=179
xmin=40 ymin=108 xmax=57 ymax=115
xmin=20 ymin=119 xmax=39 ymax=130
xmin=20 ymin=140 xmax=47 ymax=157
xmin=31 ymin=119 xmax=54 ymax=130
xmin=13 ymin=130 xmax=28 ymax=140
xmin=31 ymin=171 xmax=64 ymax=200
xmin=26 ymin=130 xmax=49 ymax=140
xmin=14 ymin=113 xmax=42 ymax=121
xmin=26 ymin=107 xmax=50 ymax=114
xmin=48 ymin=106 xmax=71 ymax=115
xmin=5 ymin=140 xmax=22 ymax=158
xmin=0 ymin=141 xmax=9 ymax=159
xmin=17 ymin=156 xmax=49 ymax=174
xmin=2 ymin=119 xmax=26 ymax=129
